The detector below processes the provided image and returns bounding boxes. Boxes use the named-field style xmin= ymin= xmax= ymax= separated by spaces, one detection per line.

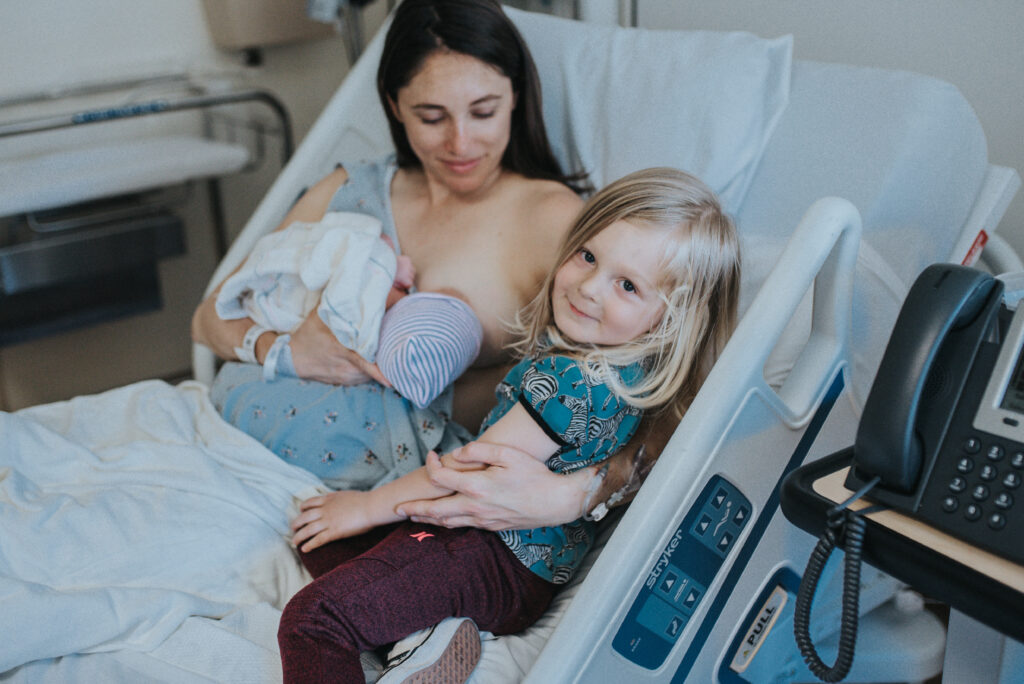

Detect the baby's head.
xmin=515 ymin=167 xmax=741 ymax=416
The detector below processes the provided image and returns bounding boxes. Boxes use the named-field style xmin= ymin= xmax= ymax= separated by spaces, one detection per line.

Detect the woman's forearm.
xmin=192 ymin=299 xmax=282 ymax=365
xmin=583 ymin=412 xmax=675 ymax=518
xmin=192 ymin=290 xmax=249 ymax=359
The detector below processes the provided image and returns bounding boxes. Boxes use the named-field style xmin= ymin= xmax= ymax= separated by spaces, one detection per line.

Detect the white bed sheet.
xmin=0 ymin=380 xmax=325 ymax=681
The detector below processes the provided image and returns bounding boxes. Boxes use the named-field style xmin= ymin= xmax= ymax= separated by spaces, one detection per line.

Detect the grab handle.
xmin=725 ymin=197 xmax=861 ymax=425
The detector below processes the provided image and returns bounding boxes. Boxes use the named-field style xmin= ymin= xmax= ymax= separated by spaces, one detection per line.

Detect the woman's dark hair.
xmin=376 ymin=0 xmax=589 ymax=193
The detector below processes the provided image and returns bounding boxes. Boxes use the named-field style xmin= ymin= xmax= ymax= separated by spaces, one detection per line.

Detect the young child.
xmin=277 ymin=168 xmax=741 ymax=683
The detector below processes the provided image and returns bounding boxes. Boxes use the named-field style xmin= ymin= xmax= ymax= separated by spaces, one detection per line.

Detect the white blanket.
xmin=0 ymin=380 xmax=326 ymax=676
xmin=215 ymin=211 xmax=399 ymax=362
xmin=0 ymin=380 xmax=605 ymax=683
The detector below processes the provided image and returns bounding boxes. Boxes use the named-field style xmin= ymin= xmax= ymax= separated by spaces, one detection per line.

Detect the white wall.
xmin=1 ymin=2 xmax=223 ymax=96
xmin=637 ymin=0 xmax=1024 ymax=257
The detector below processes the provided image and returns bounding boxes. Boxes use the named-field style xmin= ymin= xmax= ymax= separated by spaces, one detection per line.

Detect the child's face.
xmin=552 ymin=219 xmax=669 ymax=347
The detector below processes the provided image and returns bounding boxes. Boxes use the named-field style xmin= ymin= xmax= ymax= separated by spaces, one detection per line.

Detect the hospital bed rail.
xmin=0 ymin=79 xmax=293 ymax=258
xmin=0 ymin=87 xmax=293 ymax=164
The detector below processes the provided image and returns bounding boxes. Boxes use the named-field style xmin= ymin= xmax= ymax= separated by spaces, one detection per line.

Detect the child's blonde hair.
xmin=510 ymin=167 xmax=741 ymax=418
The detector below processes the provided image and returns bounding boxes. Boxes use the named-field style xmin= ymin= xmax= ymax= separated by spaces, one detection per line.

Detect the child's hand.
xmin=291 ymin=490 xmax=380 ymax=552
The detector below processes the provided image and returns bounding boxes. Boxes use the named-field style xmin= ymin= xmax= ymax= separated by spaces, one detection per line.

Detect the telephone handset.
xmin=852 ymin=265 xmax=1000 ymax=493
xmin=845 ymin=263 xmax=1024 ymax=563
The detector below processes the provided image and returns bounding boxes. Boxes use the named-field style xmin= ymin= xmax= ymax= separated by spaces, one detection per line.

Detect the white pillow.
xmin=507 ymin=8 xmax=792 ymax=213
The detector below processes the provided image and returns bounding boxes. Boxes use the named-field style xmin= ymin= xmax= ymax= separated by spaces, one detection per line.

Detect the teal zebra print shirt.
xmin=479 ymin=355 xmax=643 ymax=584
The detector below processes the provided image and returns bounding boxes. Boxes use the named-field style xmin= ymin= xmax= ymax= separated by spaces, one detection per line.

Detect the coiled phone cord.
xmin=793 ymin=476 xmax=882 ymax=683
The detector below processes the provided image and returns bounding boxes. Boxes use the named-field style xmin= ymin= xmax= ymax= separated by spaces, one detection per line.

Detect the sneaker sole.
xmin=398 ymin=619 xmax=481 ymax=684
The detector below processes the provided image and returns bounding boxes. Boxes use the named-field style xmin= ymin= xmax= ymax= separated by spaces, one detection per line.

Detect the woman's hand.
xmin=288 ymin=312 xmax=390 ymax=386
xmin=395 ymin=446 xmax=591 ymax=531
xmin=291 ymin=490 xmax=381 ymax=552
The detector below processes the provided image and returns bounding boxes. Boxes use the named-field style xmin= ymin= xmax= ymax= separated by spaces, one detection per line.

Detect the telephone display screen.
xmin=1000 ymin=340 xmax=1024 ymax=414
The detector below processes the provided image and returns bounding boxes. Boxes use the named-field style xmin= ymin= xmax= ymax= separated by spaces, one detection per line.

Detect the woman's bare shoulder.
xmin=518 ymin=178 xmax=584 ymax=230
xmin=501 ymin=179 xmax=583 ymax=285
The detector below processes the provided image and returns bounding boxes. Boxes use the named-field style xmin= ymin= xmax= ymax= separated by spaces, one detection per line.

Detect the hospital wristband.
xmin=262 ymin=334 xmax=292 ymax=382
xmin=234 ymin=325 xmax=271 ymax=365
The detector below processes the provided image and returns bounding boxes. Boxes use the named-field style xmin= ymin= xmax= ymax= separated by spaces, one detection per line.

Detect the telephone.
xmin=792 ymin=263 xmax=1022 ymax=683
xmin=844 ymin=262 xmax=1023 ymax=563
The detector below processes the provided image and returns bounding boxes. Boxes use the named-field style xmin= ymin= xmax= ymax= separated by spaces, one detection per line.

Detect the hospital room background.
xmin=0 ymin=0 xmax=1021 ymax=411
xmin=1 ymin=1 xmax=1023 ymax=683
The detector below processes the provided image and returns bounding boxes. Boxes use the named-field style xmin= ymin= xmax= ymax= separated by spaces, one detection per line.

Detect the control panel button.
xmin=957 ymin=457 xmax=975 ymax=474
xmin=963 ymin=437 xmax=982 ymax=454
xmin=733 ymin=506 xmax=749 ymax=526
xmin=942 ymin=496 xmax=959 ymax=513
xmin=949 ymin=476 xmax=968 ymax=493
xmin=987 ymin=444 xmax=1005 ymax=461
xmin=995 ymin=492 xmax=1014 ymax=509
xmin=1011 ymin=452 xmax=1024 ymax=469
xmin=1004 ymin=472 xmax=1022 ymax=490
xmin=711 ymin=488 xmax=728 ymax=509
xmin=979 ymin=464 xmax=998 ymax=481
xmin=972 ymin=484 xmax=990 ymax=501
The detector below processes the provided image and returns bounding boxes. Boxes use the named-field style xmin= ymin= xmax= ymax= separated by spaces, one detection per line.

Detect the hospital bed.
xmin=1 ymin=6 xmax=1020 ymax=683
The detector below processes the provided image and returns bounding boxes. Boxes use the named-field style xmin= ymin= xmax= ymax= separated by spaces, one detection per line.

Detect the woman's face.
xmin=390 ymin=50 xmax=516 ymax=195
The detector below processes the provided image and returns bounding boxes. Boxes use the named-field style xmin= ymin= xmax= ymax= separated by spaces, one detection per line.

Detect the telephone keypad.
xmin=940 ymin=435 xmax=1021 ymax=535
xmin=937 ymin=436 xmax=1024 ymax=532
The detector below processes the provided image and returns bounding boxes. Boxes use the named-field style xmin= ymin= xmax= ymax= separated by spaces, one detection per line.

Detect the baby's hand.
xmin=291 ymin=490 xmax=379 ymax=552
xmin=382 ymin=234 xmax=416 ymax=291
xmin=394 ymin=254 xmax=415 ymax=291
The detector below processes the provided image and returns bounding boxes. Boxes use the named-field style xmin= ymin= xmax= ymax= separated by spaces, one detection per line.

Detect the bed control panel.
xmin=612 ymin=475 xmax=751 ymax=669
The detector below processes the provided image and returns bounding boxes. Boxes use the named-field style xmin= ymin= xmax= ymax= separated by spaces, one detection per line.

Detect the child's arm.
xmin=291 ymin=403 xmax=559 ymax=552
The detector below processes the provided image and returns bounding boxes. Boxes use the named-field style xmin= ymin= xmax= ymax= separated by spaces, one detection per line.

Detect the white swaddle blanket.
xmin=216 ymin=211 xmax=397 ymax=361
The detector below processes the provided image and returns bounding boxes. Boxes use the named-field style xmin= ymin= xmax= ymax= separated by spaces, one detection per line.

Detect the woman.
xmin=192 ymin=0 xmax=663 ymax=570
